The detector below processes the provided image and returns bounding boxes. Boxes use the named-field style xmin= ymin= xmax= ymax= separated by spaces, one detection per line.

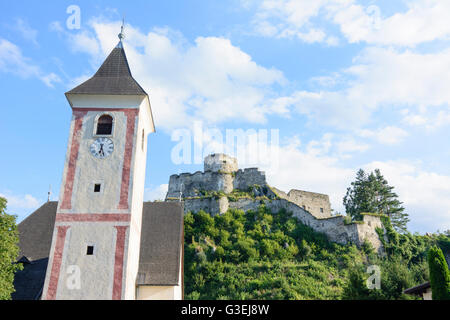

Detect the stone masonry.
xmin=166 ymin=153 xmax=385 ymax=253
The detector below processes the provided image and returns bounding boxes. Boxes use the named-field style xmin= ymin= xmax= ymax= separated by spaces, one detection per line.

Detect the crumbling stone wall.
xmin=270 ymin=187 xmax=331 ymax=219
xmin=177 ymin=197 xmax=384 ymax=253
xmin=166 ymin=171 xmax=234 ymax=198
xmin=233 ymin=168 xmax=266 ymax=191
xmin=279 ymin=189 xmax=332 ymax=218
xmin=166 ymin=155 xmax=266 ymax=199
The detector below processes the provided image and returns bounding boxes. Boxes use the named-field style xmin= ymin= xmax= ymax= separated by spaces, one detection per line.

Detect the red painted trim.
xmin=56 ymin=214 xmax=131 ymax=222
xmin=61 ymin=111 xmax=87 ymax=210
xmin=112 ymin=226 xmax=128 ymax=300
xmin=60 ymin=108 xmax=139 ymax=212
xmin=118 ymin=109 xmax=139 ymax=210
xmin=46 ymin=226 xmax=70 ymax=300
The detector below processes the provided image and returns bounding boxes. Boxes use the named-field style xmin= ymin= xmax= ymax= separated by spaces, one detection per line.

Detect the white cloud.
xmin=333 ymin=0 xmax=450 ymax=47
xmin=70 ymin=32 xmax=101 ymax=57
xmin=248 ymin=0 xmax=337 ymax=44
xmin=335 ymin=137 xmax=369 ymax=156
xmin=274 ymin=46 xmax=450 ymax=129
xmin=358 ymin=126 xmax=409 ymax=145
xmin=0 ymin=192 xmax=41 ymax=210
xmin=0 ymin=38 xmax=61 ymax=87
xmin=144 ymin=184 xmax=169 ymax=201
xmin=14 ymin=18 xmax=38 ymax=45
xmin=49 ymin=21 xmax=64 ymax=33
xmin=402 ymin=108 xmax=450 ymax=131
xmin=68 ymin=20 xmax=285 ymax=131
xmin=245 ymin=0 xmax=450 ymax=47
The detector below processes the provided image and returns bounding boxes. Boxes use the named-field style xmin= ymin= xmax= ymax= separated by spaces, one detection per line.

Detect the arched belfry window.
xmin=96 ymin=115 xmax=113 ymax=135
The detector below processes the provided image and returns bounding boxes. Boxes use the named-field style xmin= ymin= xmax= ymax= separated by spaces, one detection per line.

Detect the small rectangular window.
xmin=86 ymin=246 xmax=94 ymax=255
xmin=320 ymin=208 xmax=324 ymax=213
xmin=94 ymin=184 xmax=101 ymax=193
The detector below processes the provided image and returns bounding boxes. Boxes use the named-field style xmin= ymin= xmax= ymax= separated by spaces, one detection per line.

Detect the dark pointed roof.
xmin=66 ymin=41 xmax=147 ymax=96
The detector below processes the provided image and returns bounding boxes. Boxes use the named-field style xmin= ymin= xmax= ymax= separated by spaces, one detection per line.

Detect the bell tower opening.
xmin=96 ymin=115 xmax=113 ymax=135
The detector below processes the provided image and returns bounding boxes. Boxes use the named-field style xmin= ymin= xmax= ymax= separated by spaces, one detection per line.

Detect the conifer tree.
xmin=428 ymin=245 xmax=450 ymax=300
xmin=344 ymin=169 xmax=409 ymax=233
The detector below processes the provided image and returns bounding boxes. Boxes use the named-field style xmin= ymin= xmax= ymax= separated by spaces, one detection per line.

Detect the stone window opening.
xmin=94 ymin=184 xmax=101 ymax=193
xmin=320 ymin=208 xmax=324 ymax=213
xmin=96 ymin=115 xmax=113 ymax=135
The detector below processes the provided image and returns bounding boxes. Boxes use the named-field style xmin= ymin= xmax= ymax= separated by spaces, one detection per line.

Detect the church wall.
xmin=124 ymin=99 xmax=153 ymax=300
xmin=65 ymin=94 xmax=145 ymax=109
xmin=423 ymin=288 xmax=433 ymax=300
xmin=43 ymin=222 xmax=127 ymax=300
xmin=57 ymin=110 xmax=128 ymax=214
xmin=136 ymin=285 xmax=179 ymax=300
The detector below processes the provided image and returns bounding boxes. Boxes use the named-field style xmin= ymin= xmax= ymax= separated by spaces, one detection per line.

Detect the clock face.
xmin=90 ymin=138 xmax=114 ymax=159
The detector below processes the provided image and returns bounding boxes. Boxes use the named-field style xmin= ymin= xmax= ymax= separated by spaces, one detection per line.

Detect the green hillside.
xmin=183 ymin=205 xmax=449 ymax=300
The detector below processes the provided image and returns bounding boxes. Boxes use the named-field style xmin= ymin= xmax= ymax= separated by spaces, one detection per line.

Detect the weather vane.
xmin=118 ymin=17 xmax=125 ymax=41
xmin=47 ymin=184 xmax=52 ymax=202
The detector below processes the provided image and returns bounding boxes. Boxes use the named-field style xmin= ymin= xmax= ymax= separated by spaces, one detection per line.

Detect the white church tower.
xmin=42 ymin=30 xmax=155 ymax=300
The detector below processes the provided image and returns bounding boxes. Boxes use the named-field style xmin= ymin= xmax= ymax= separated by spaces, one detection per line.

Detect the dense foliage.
xmin=427 ymin=245 xmax=450 ymax=300
xmin=344 ymin=169 xmax=409 ymax=233
xmin=0 ymin=197 xmax=22 ymax=300
xmin=183 ymin=205 xmax=446 ymax=300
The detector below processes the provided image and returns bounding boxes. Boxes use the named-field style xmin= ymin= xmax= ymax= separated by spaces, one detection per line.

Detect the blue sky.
xmin=1 ymin=0 xmax=450 ymax=233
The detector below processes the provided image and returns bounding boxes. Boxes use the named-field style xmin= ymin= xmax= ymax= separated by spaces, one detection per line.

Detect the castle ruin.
xmin=166 ymin=153 xmax=385 ymax=253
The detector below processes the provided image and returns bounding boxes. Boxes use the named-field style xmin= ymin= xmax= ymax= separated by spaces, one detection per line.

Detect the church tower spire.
xmin=42 ymin=26 xmax=155 ymax=300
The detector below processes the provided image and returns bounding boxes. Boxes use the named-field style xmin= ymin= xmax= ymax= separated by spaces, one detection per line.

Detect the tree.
xmin=0 ymin=197 xmax=22 ymax=300
xmin=343 ymin=168 xmax=409 ymax=233
xmin=427 ymin=245 xmax=450 ymax=300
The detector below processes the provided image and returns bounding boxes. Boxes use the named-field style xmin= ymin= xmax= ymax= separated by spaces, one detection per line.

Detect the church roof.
xmin=17 ymin=201 xmax=57 ymax=262
xmin=137 ymin=202 xmax=184 ymax=286
xmin=12 ymin=201 xmax=184 ymax=299
xmin=66 ymin=41 xmax=147 ymax=96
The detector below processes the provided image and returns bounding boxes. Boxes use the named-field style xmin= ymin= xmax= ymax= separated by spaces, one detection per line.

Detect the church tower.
xmin=41 ymin=32 xmax=155 ymax=300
